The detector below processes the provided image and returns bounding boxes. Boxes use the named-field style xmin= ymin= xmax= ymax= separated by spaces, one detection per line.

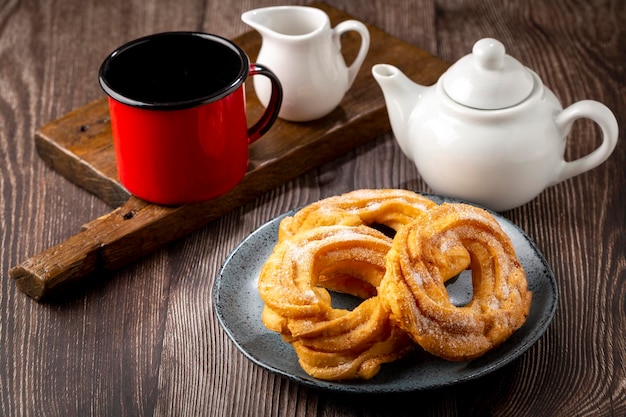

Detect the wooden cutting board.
xmin=10 ymin=2 xmax=449 ymax=301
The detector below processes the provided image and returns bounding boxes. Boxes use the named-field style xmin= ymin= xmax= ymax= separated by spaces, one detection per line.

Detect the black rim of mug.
xmin=98 ymin=31 xmax=250 ymax=111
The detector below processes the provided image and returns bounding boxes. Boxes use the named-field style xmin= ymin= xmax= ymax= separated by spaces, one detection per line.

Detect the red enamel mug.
xmin=99 ymin=32 xmax=282 ymax=205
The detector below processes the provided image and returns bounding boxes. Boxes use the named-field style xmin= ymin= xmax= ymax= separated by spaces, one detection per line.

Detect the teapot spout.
xmin=372 ymin=64 xmax=427 ymax=162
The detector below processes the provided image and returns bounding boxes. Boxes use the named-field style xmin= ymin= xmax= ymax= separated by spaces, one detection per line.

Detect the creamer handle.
xmin=333 ymin=20 xmax=370 ymax=89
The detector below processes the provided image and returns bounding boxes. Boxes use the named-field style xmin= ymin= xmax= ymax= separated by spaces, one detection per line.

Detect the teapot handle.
xmin=551 ymin=100 xmax=619 ymax=185
xmin=332 ymin=20 xmax=370 ymax=88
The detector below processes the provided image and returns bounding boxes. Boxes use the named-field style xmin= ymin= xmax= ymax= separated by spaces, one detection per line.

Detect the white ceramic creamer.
xmin=372 ymin=38 xmax=619 ymax=211
xmin=242 ymin=6 xmax=370 ymax=122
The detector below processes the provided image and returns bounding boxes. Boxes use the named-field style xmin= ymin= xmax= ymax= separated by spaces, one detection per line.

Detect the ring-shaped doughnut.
xmin=258 ymin=225 xmax=414 ymax=380
xmin=379 ymin=203 xmax=532 ymax=361
xmin=276 ymin=189 xmax=460 ymax=297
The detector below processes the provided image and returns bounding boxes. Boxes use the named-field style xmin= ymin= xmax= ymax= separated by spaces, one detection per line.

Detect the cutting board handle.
xmin=9 ymin=198 xmax=176 ymax=301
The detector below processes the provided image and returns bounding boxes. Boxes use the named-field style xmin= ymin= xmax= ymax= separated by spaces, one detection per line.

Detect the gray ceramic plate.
xmin=214 ymin=196 xmax=558 ymax=393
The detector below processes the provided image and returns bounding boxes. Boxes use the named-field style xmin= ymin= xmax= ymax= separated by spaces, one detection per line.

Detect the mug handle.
xmin=551 ymin=100 xmax=619 ymax=185
xmin=248 ymin=63 xmax=283 ymax=143
xmin=332 ymin=20 xmax=371 ymax=88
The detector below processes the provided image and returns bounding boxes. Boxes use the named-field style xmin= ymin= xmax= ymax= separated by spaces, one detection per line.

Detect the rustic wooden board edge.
xmin=36 ymin=133 xmax=132 ymax=208
xmin=35 ymin=97 xmax=132 ymax=206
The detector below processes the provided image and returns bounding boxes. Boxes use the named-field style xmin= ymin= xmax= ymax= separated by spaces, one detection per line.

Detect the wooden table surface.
xmin=1 ymin=0 xmax=624 ymax=416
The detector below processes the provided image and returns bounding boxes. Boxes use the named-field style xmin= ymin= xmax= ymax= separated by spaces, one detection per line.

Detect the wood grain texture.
xmin=1 ymin=0 xmax=624 ymax=416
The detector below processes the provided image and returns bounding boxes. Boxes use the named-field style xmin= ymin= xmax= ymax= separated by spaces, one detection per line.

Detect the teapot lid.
xmin=442 ymin=38 xmax=534 ymax=110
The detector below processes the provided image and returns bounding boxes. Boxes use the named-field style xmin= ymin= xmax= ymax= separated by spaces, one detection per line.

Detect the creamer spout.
xmin=241 ymin=8 xmax=274 ymax=36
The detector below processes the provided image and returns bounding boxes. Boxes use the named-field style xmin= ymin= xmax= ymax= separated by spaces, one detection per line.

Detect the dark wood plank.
xmin=1 ymin=0 xmax=624 ymax=416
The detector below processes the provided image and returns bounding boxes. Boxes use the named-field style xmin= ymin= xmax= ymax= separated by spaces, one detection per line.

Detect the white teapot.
xmin=372 ymin=38 xmax=618 ymax=211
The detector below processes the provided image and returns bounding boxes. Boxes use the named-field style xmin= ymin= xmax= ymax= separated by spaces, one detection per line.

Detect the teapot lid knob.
xmin=473 ymin=38 xmax=505 ymax=70
xmin=442 ymin=38 xmax=534 ymax=110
